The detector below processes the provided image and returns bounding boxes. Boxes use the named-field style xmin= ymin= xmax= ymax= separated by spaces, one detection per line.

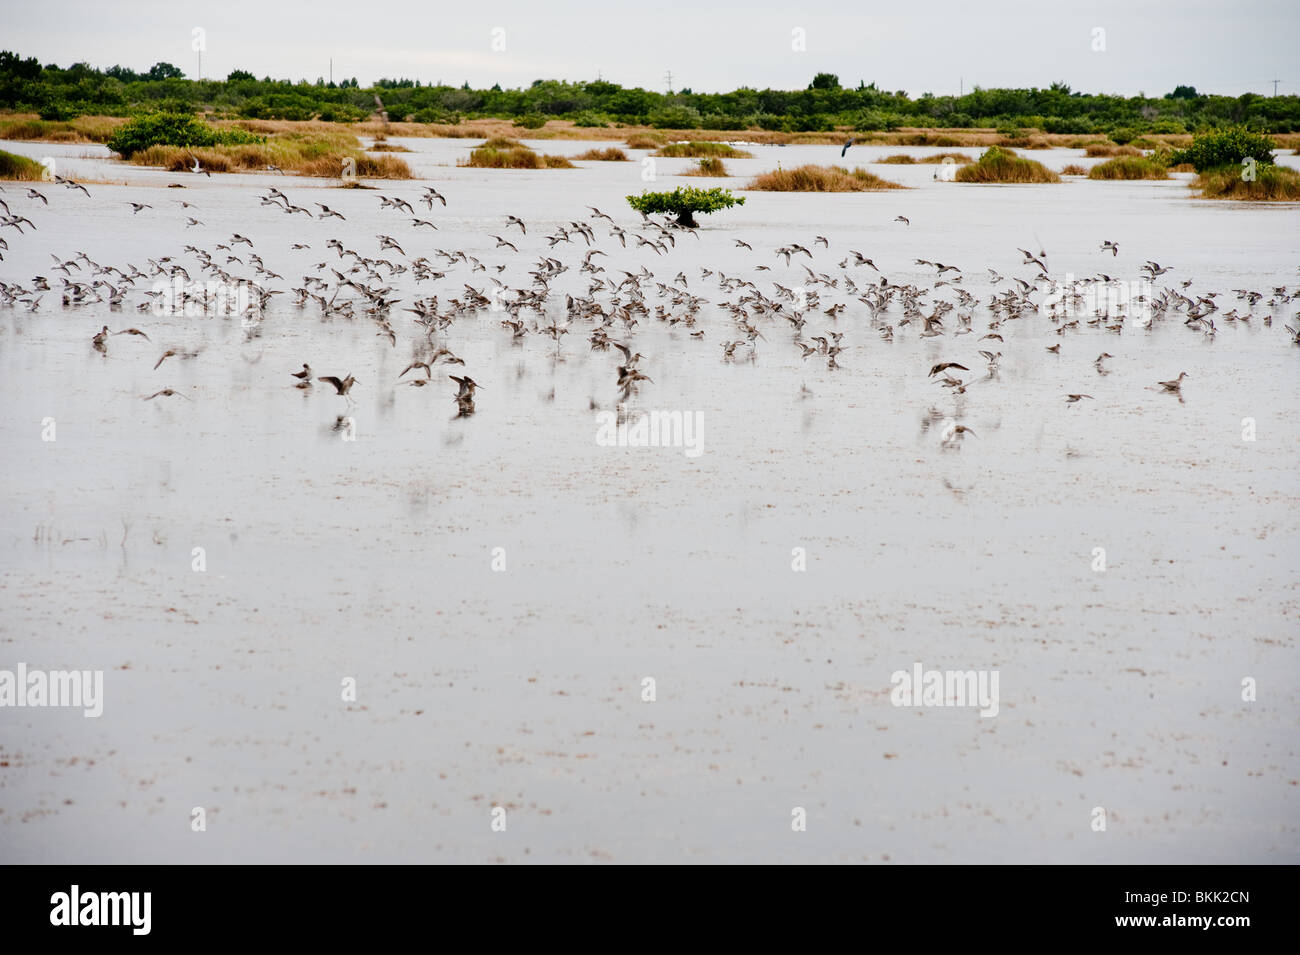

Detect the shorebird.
xmin=894 ymin=216 xmax=910 ymax=226
xmin=26 ymin=189 xmax=49 ymax=204
xmin=841 ymin=138 xmax=857 ymax=157
xmin=1100 ymin=240 xmax=1119 ymax=257
xmin=734 ymin=239 xmax=753 ymax=250
xmin=144 ymin=388 xmax=190 ymax=400
xmin=422 ymin=187 xmax=447 ymax=208
xmin=941 ymin=422 xmax=976 ymax=448
xmin=1065 ymin=394 xmax=1093 ymax=404
xmin=450 ymin=375 xmax=481 ymax=398
xmin=399 ymin=360 xmax=434 ymax=380
xmin=188 ymin=154 xmax=211 ymax=177
xmin=492 ymin=235 xmax=519 ymax=252
xmin=928 ymin=362 xmax=969 ymax=378
xmin=505 ymin=215 xmax=526 ymax=234
xmin=113 ymin=327 xmax=151 ymax=342
xmin=290 ymin=363 xmax=312 ymax=380
xmin=318 ymin=374 xmax=358 ymax=395
xmin=1157 ymin=372 xmax=1188 ymax=394
xmin=1094 ymin=352 xmax=1113 ymax=373
xmin=315 ymin=204 xmax=345 ymax=220
xmin=92 ymin=325 xmax=109 ymax=350
xmin=129 ymin=202 xmax=152 ymax=214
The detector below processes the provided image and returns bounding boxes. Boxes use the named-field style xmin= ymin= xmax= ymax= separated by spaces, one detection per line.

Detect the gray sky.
xmin=6 ymin=0 xmax=1296 ymax=97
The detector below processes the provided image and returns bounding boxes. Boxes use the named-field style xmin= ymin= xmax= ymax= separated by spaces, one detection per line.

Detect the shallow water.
xmin=1 ymin=135 xmax=1297 ymax=863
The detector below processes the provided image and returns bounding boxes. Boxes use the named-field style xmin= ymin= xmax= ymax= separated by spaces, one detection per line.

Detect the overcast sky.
xmin=5 ymin=0 xmax=1296 ymax=97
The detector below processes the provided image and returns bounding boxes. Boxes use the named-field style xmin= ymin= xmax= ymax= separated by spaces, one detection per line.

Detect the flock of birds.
xmin=2 ymin=163 xmax=1299 ymax=444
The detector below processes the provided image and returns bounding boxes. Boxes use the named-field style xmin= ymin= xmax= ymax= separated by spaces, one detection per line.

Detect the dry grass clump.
xmin=0 ymin=149 xmax=48 ymax=179
xmin=655 ymin=141 xmax=752 ymax=158
xmin=369 ymin=142 xmax=411 ymax=152
xmin=746 ymin=164 xmax=903 ymax=191
xmin=129 ymin=130 xmax=412 ymax=178
xmin=0 ymin=114 xmax=123 ymax=143
xmin=133 ymin=145 xmax=234 ymax=172
xmin=1192 ymin=164 xmax=1300 ymax=200
xmin=896 ymin=133 xmax=963 ymax=147
xmin=1087 ymin=156 xmax=1169 ymax=180
xmin=463 ymin=137 xmax=574 ymax=168
xmin=1060 ymin=163 xmax=1089 ymax=176
xmin=1085 ymin=143 xmax=1142 ymax=157
xmin=880 ymin=151 xmax=972 ymax=163
xmin=923 ymin=151 xmax=973 ymax=164
xmin=684 ymin=157 xmax=728 ymax=176
xmin=1168 ymin=162 xmax=1195 ymax=172
xmin=954 ymin=146 xmax=1061 ymax=183
xmin=626 ymin=132 xmax=666 ymax=149
xmin=573 ymin=147 xmax=629 ymax=161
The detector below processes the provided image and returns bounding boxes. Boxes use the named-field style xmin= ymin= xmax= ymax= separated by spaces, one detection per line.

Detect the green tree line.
xmin=3 ymin=53 xmax=1298 ymax=133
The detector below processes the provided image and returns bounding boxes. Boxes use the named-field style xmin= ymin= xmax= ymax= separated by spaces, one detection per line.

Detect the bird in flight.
xmin=894 ymin=216 xmax=909 ymax=226
xmin=318 ymin=374 xmax=359 ymax=395
xmin=929 ymin=362 xmax=969 ymax=378
xmin=841 ymin=138 xmax=857 ymax=158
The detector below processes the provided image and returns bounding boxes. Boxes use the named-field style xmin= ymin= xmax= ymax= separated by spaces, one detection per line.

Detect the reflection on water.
xmin=0 ymin=135 xmax=1298 ymax=863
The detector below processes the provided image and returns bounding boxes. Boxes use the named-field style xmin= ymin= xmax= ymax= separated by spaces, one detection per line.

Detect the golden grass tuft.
xmin=1085 ymin=144 xmax=1142 ymax=157
xmin=878 ymin=154 xmax=917 ymax=164
xmin=1087 ymin=156 xmax=1169 ymax=180
xmin=1192 ymin=164 xmax=1300 ymax=200
xmin=626 ymin=133 xmax=666 ymax=149
xmin=369 ymin=142 xmax=411 ymax=152
xmin=1060 ymin=163 xmax=1089 ymax=176
xmin=954 ymin=147 xmax=1060 ymax=183
xmin=654 ymin=141 xmax=752 ymax=158
xmin=462 ymin=138 xmax=573 ymax=169
xmin=0 ymin=148 xmax=47 ymax=179
xmin=746 ymin=164 xmax=903 ymax=191
xmin=573 ymin=147 xmax=629 ymax=161
xmin=684 ymin=157 xmax=728 ymax=176
xmin=128 ymin=131 xmax=412 ymax=178
xmin=0 ymin=114 xmax=123 ymax=144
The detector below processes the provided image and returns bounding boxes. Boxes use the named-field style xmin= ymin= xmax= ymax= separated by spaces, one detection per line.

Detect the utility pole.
xmin=665 ymin=70 xmax=674 ymax=94
xmin=1271 ymin=78 xmax=1280 ymax=97
xmin=330 ymin=58 xmax=333 ymax=85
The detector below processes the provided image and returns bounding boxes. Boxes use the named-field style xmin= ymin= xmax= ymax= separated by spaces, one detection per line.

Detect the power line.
xmin=664 ymin=70 xmax=673 ymax=94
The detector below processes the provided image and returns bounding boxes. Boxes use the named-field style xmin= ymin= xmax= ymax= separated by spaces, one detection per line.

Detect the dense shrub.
xmin=648 ymin=105 xmax=702 ymax=129
xmin=1168 ymin=126 xmax=1276 ymax=171
xmin=106 ymin=112 xmax=263 ymax=156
